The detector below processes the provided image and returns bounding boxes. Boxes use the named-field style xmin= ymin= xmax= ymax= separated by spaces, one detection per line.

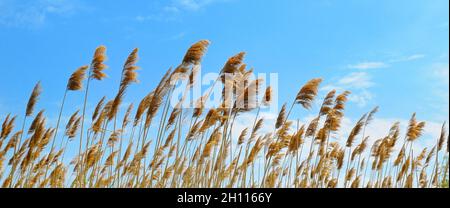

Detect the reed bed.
xmin=0 ymin=40 xmax=448 ymax=188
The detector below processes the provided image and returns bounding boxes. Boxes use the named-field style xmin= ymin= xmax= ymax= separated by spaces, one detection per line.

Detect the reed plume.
xmin=26 ymin=82 xmax=42 ymax=117
xmin=1 ymin=115 xmax=16 ymax=140
xmin=92 ymin=97 xmax=106 ymax=122
xmin=48 ymin=66 xmax=89 ymax=175
xmin=319 ymin=90 xmax=336 ymax=116
xmin=0 ymin=41 xmax=447 ymax=189
xmin=262 ymin=86 xmax=272 ymax=106
xmin=121 ymin=48 xmax=140 ymax=88
xmin=346 ymin=114 xmax=367 ymax=148
xmin=90 ymin=46 xmax=108 ymax=80
xmin=67 ymin=66 xmax=88 ymax=91
xmin=295 ymin=78 xmax=322 ymax=110
xmin=221 ymin=52 xmax=246 ymax=75
xmin=78 ymin=46 xmax=108 ymax=186
xmin=179 ymin=40 xmax=210 ymax=70
xmin=276 ymin=104 xmax=287 ymax=129
xmin=438 ymin=122 xmax=447 ymax=151
xmin=406 ymin=113 xmax=426 ymax=142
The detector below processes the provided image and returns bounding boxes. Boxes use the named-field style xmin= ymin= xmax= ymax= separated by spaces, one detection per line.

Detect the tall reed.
xmin=0 ymin=41 xmax=448 ymax=188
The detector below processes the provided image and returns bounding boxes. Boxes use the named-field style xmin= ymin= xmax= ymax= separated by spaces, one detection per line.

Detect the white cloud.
xmin=432 ymin=63 xmax=449 ymax=84
xmin=135 ymin=0 xmax=229 ymax=22
xmin=389 ymin=54 xmax=426 ymax=63
xmin=337 ymin=72 xmax=374 ymax=88
xmin=321 ymin=72 xmax=375 ymax=107
xmin=348 ymin=54 xmax=425 ymax=70
xmin=136 ymin=0 xmax=210 ymax=22
xmin=135 ymin=15 xmax=163 ymax=22
xmin=348 ymin=90 xmax=373 ymax=108
xmin=163 ymin=6 xmax=181 ymax=13
xmin=176 ymin=0 xmax=208 ymax=11
xmin=342 ymin=54 xmax=427 ymax=107
xmin=174 ymin=0 xmax=226 ymax=11
xmin=348 ymin=62 xmax=389 ymax=70
xmin=0 ymin=0 xmax=83 ymax=28
xmin=169 ymin=32 xmax=187 ymax=40
xmin=428 ymin=63 xmax=449 ymax=121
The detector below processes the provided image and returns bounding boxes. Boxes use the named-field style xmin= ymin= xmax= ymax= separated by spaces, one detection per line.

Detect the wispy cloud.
xmin=322 ymin=72 xmax=374 ymax=107
xmin=337 ymin=72 xmax=374 ymax=88
xmin=428 ymin=63 xmax=449 ymax=121
xmin=389 ymin=54 xmax=426 ymax=63
xmin=348 ymin=62 xmax=389 ymax=70
xmin=135 ymin=0 xmax=230 ymax=23
xmin=432 ymin=63 xmax=449 ymax=84
xmin=163 ymin=6 xmax=181 ymax=13
xmin=0 ymin=0 xmax=84 ymax=28
xmin=170 ymin=32 xmax=187 ymax=40
xmin=173 ymin=0 xmax=228 ymax=11
xmin=135 ymin=14 xmax=175 ymax=22
xmin=348 ymin=54 xmax=426 ymax=70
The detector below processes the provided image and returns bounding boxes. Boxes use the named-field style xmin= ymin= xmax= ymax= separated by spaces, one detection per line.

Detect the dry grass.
xmin=0 ymin=40 xmax=448 ymax=188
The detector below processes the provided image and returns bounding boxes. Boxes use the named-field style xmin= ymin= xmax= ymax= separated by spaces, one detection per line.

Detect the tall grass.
xmin=0 ymin=40 xmax=448 ymax=188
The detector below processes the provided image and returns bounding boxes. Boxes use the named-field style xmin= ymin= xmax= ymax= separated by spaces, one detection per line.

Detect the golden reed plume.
xmin=182 ymin=40 xmax=210 ymax=65
xmin=26 ymin=82 xmax=42 ymax=116
xmin=121 ymin=48 xmax=140 ymax=88
xmin=90 ymin=46 xmax=108 ymax=80
xmin=67 ymin=66 xmax=88 ymax=91
xmin=222 ymin=52 xmax=246 ymax=74
xmin=0 ymin=40 xmax=447 ymax=189
xmin=296 ymin=78 xmax=322 ymax=109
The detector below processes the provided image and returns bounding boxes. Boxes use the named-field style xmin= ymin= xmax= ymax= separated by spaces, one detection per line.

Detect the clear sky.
xmin=0 ymin=0 xmax=448 ymax=150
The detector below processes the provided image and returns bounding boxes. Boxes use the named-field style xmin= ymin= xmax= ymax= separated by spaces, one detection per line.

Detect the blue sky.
xmin=0 ymin=0 xmax=448 ymax=149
